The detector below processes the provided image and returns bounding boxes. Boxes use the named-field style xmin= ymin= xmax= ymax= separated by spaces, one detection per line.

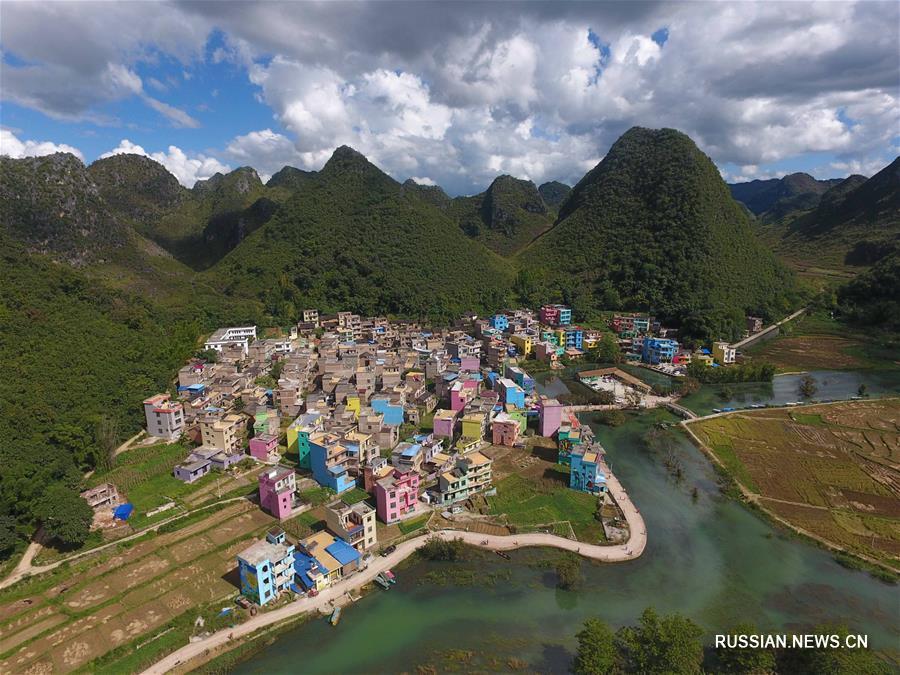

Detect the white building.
xmin=143 ymin=393 xmax=184 ymax=441
xmin=204 ymin=326 xmax=258 ymax=355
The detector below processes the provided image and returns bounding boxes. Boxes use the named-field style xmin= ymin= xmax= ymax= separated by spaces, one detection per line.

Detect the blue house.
xmin=642 ymin=338 xmax=679 ymax=364
xmin=570 ymin=446 xmax=607 ymax=495
xmin=564 ymin=326 xmax=584 ymax=350
xmin=497 ymin=377 xmax=526 ymax=409
xmin=506 ymin=365 xmax=535 ymax=394
xmin=371 ymin=397 xmax=405 ymax=426
xmin=490 ymin=314 xmax=509 ymax=331
xmin=309 ymin=433 xmax=357 ymax=493
xmin=293 ymin=531 xmax=361 ymax=591
xmin=237 ymin=528 xmax=295 ymax=606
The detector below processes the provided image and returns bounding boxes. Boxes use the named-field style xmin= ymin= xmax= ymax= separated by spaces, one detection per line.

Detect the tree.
xmin=715 ymin=622 xmax=776 ymax=673
xmin=573 ymin=618 xmax=617 ymax=675
xmin=798 ymin=375 xmax=818 ymax=398
xmin=233 ymin=396 xmax=246 ymax=412
xmin=35 ymin=485 xmax=93 ymax=548
xmin=615 ymin=608 xmax=704 ymax=674
xmin=776 ymin=627 xmax=891 ymax=675
xmin=196 ymin=348 xmax=219 ymax=363
xmin=555 ymin=555 xmax=582 ymax=590
xmin=592 ymin=333 xmax=623 ymax=364
xmin=0 ymin=516 xmax=18 ymax=557
xmin=857 ymin=383 xmax=868 ymax=397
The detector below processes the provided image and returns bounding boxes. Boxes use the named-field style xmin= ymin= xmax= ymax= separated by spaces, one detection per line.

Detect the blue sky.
xmin=1 ymin=2 xmax=898 ymax=193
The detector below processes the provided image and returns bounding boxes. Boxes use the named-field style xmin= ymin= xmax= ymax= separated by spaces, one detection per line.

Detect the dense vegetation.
xmin=573 ymin=610 xmax=891 ymax=674
xmin=538 ymin=180 xmax=572 ymax=210
xmin=686 ymin=361 xmax=776 ymax=383
xmin=208 ymin=146 xmax=514 ymax=322
xmin=757 ymin=158 xmax=899 ymax=270
xmin=729 ymin=172 xmax=842 ymax=221
xmin=836 ymin=253 xmax=900 ymax=330
xmin=447 ymin=175 xmax=556 ymax=255
xmin=0 ymin=237 xmax=205 ymax=549
xmin=519 ymin=128 xmax=801 ymax=339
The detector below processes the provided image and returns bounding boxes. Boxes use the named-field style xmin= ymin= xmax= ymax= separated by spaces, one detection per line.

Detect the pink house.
xmin=432 ymin=409 xmax=457 ymax=438
xmin=249 ymin=433 xmax=278 ymax=461
xmin=375 ymin=469 xmax=420 ymax=524
xmin=492 ymin=414 xmax=520 ymax=447
xmin=459 ymin=356 xmax=480 ymax=372
xmin=258 ymin=467 xmax=297 ymax=519
xmin=539 ymin=397 xmax=564 ymax=437
xmin=449 ymin=382 xmax=471 ymax=411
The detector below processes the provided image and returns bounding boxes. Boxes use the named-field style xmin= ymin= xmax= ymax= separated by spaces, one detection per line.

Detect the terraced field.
xmin=690 ymin=399 xmax=900 ymax=569
xmin=0 ymin=502 xmax=277 ymax=673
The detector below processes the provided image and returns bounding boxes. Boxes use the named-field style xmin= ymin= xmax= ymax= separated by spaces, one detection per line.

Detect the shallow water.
xmin=232 ymin=406 xmax=900 ymax=673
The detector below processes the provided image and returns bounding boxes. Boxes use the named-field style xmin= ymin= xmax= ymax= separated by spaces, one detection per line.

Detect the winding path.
xmin=140 ymin=472 xmax=646 ymax=675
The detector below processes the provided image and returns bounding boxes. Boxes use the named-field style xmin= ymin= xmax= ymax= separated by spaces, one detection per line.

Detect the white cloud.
xmin=0 ymin=128 xmax=84 ymax=160
xmin=100 ymin=139 xmax=230 ymax=186
xmin=409 ymin=176 xmax=437 ymax=186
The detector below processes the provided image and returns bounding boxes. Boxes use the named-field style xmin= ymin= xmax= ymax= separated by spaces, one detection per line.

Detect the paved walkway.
xmin=141 ymin=473 xmax=646 ymax=674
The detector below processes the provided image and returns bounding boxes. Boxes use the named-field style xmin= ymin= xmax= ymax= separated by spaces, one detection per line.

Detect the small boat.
xmin=374 ymin=575 xmax=391 ymax=590
xmin=329 ymin=607 xmax=341 ymax=626
xmin=496 ymin=551 xmax=511 ymax=560
xmin=383 ymin=569 xmax=396 ymax=584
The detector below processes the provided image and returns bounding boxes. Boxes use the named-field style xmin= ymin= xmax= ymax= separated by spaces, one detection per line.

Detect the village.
xmin=118 ymin=305 xmax=757 ymax=610
xmin=0 ymin=305 xmax=785 ymax=672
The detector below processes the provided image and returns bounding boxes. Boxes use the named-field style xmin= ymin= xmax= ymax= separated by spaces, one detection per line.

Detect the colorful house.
xmin=371 ymin=397 xmax=405 ymax=426
xmin=309 ymin=431 xmax=356 ymax=493
xmin=491 ymin=412 xmax=520 ymax=447
xmin=570 ymin=446 xmax=607 ymax=495
xmin=258 ymin=466 xmax=297 ymax=519
xmin=286 ymin=411 xmax=323 ymax=469
xmin=642 ymin=338 xmax=679 ymax=364
xmin=540 ymin=304 xmax=572 ymax=326
xmin=325 ymin=499 xmax=377 ymax=551
xmin=510 ymin=334 xmax=532 ymax=356
xmin=539 ymin=397 xmax=564 ymax=437
xmin=497 ymin=377 xmax=526 ymax=408
xmin=293 ymin=531 xmax=361 ymax=592
xmin=489 ymin=314 xmax=509 ymax=331
xmin=461 ymin=411 xmax=487 ymax=440
xmin=433 ymin=452 xmax=493 ymax=506
xmin=249 ymin=433 xmax=278 ymax=461
xmin=506 ymin=365 xmax=535 ymax=394
xmin=237 ymin=528 xmax=295 ymax=606
xmin=432 ymin=409 xmax=457 ymax=438
xmin=375 ymin=469 xmax=420 ymax=524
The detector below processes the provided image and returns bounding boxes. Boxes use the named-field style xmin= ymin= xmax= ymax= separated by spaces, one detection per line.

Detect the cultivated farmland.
xmin=690 ymin=399 xmax=900 ymax=569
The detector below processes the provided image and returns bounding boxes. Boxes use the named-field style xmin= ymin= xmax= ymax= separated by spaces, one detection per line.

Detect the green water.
xmin=679 ymin=369 xmax=900 ymax=416
xmin=232 ymin=405 xmax=900 ymax=674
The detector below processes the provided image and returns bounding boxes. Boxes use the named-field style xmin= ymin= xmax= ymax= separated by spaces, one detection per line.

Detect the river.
xmin=231 ymin=373 xmax=900 ymax=673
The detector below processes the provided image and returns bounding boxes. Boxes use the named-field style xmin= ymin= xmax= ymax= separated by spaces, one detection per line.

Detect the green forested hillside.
xmin=520 ymin=127 xmax=800 ymax=339
xmin=538 ymin=181 xmax=572 ymax=210
xmin=0 ymin=236 xmax=201 ymax=545
xmin=729 ymin=172 xmax=841 ymax=220
xmin=401 ymin=179 xmax=451 ymax=210
xmin=447 ymin=175 xmax=555 ymax=255
xmin=0 ymin=153 xmax=128 ymax=265
xmin=837 ymin=253 xmax=900 ymax=329
xmin=208 ymin=146 xmax=514 ymax=321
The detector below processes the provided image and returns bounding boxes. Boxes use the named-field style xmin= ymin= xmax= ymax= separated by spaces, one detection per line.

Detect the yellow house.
xmin=346 ymin=395 xmax=361 ymax=418
xmin=692 ymin=351 xmax=714 ymax=367
xmin=200 ymin=412 xmax=244 ymax=453
xmin=461 ymin=412 xmax=486 ymax=440
xmin=510 ymin=333 xmax=532 ymax=356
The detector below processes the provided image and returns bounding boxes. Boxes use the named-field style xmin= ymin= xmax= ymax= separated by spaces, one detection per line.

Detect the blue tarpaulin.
xmin=113 ymin=503 xmax=134 ymax=520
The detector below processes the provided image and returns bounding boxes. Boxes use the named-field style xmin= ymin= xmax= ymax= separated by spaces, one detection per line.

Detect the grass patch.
xmin=299 ymin=486 xmax=334 ymax=506
xmin=340 ymin=488 xmax=371 ymax=505
xmin=487 ymin=472 xmax=606 ymax=543
xmin=398 ymin=514 xmax=430 ymax=535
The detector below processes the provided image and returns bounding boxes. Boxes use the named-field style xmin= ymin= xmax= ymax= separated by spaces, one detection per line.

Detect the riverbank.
xmin=140 ymin=470 xmax=646 ymax=674
xmin=680 ymin=398 xmax=900 ymax=581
